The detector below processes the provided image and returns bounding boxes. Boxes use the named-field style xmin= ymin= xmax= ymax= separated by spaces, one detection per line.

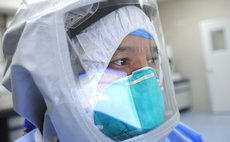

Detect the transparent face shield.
xmin=92 ymin=34 xmax=164 ymax=141
xmin=63 ymin=1 xmax=179 ymax=141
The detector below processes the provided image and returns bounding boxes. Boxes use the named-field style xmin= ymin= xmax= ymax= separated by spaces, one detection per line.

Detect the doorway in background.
xmin=200 ymin=18 xmax=230 ymax=112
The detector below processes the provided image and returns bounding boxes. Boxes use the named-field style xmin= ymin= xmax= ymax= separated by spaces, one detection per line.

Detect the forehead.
xmin=117 ymin=35 xmax=157 ymax=52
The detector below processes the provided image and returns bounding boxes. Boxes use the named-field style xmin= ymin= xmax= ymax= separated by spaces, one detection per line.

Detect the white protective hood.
xmin=1 ymin=0 xmax=179 ymax=141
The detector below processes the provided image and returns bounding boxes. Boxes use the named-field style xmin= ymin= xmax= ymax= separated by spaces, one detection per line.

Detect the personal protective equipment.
xmin=94 ymin=67 xmax=164 ymax=141
xmin=166 ymin=122 xmax=204 ymax=142
xmin=128 ymin=29 xmax=154 ymax=40
xmin=1 ymin=0 xmax=179 ymax=141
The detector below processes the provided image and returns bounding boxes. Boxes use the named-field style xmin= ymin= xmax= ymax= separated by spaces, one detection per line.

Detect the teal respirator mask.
xmin=94 ymin=67 xmax=165 ymax=141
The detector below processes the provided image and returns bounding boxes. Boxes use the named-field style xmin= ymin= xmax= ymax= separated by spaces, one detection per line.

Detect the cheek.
xmin=97 ymin=69 xmax=127 ymax=92
xmin=114 ymin=67 xmax=132 ymax=76
xmin=156 ymin=68 xmax=160 ymax=77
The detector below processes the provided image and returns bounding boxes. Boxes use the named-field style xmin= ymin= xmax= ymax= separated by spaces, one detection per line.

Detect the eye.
xmin=148 ymin=57 xmax=159 ymax=66
xmin=111 ymin=58 xmax=129 ymax=66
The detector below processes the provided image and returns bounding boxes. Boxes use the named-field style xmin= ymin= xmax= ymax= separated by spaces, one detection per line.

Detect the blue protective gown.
xmin=165 ymin=122 xmax=204 ymax=142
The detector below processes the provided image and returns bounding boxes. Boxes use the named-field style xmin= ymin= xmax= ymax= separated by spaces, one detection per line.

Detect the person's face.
xmin=108 ymin=35 xmax=159 ymax=75
xmin=97 ymin=35 xmax=159 ymax=92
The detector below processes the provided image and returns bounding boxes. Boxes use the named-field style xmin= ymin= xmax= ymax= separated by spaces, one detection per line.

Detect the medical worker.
xmin=1 ymin=0 xmax=203 ymax=141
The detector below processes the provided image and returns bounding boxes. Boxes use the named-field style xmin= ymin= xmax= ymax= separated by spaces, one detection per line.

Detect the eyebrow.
xmin=116 ymin=45 xmax=135 ymax=52
xmin=117 ymin=45 xmax=158 ymax=52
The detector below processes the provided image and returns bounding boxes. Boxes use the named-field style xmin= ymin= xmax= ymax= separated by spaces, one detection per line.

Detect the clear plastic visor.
xmin=64 ymin=1 xmax=178 ymax=141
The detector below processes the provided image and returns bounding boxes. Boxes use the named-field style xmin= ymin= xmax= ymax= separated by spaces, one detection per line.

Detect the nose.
xmin=127 ymin=55 xmax=149 ymax=75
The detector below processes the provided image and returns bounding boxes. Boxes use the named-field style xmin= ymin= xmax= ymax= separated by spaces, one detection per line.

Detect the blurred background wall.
xmin=158 ymin=0 xmax=230 ymax=111
xmin=0 ymin=0 xmax=20 ymax=14
xmin=0 ymin=1 xmax=22 ymax=142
